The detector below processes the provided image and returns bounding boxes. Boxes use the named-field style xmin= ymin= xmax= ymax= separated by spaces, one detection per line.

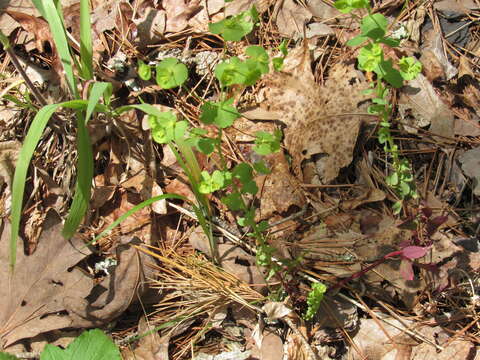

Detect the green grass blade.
xmin=79 ymin=0 xmax=93 ymax=80
xmin=10 ymin=104 xmax=59 ymax=271
xmin=62 ymin=83 xmax=110 ymax=239
xmin=116 ymin=103 xmax=169 ymax=117
xmin=93 ymin=194 xmax=186 ymax=243
xmin=86 ymin=82 xmax=111 ymax=123
xmin=31 ymin=0 xmax=78 ymax=97
xmin=10 ymin=100 xmax=91 ymax=271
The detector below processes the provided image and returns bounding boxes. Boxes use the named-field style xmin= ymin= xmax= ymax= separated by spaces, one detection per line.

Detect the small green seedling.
xmin=304 ymin=282 xmax=327 ymax=321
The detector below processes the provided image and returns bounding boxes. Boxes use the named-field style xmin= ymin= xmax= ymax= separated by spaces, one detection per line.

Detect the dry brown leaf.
xmin=164 ymin=0 xmax=202 ymax=33
xmin=225 ymin=0 xmax=273 ymax=16
xmin=250 ymin=45 xmax=372 ymax=183
xmin=458 ymin=147 xmax=480 ymax=196
xmin=122 ymin=316 xmax=169 ymax=360
xmin=121 ymin=170 xmax=167 ymax=215
xmin=274 ymin=0 xmax=312 ymax=38
xmin=349 ymin=318 xmax=415 ymax=359
xmin=64 ymin=241 xmax=142 ymax=327
xmin=341 ymin=187 xmax=386 ymax=210
xmin=398 ymin=74 xmax=454 ymax=137
xmin=351 ymin=317 xmax=478 ymax=360
xmin=0 ymin=211 xmax=94 ymax=348
xmin=256 ymin=150 xmax=305 ymax=220
xmin=306 ymin=0 xmax=338 ymax=19
xmin=421 ymin=31 xmax=457 ymax=81
xmin=0 ymin=0 xmax=76 ymax=38
xmin=434 ymin=0 xmax=478 ymax=15
xmin=261 ymin=331 xmax=284 ymax=360
xmin=23 ymin=207 xmax=47 ymax=255
xmin=5 ymin=11 xmax=52 ymax=52
xmin=134 ymin=8 xmax=166 ymax=45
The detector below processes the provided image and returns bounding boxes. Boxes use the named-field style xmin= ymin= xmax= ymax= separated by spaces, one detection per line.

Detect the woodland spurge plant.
xmin=335 ymin=0 xmax=422 ymax=214
xmin=137 ymin=5 xmax=285 ymax=270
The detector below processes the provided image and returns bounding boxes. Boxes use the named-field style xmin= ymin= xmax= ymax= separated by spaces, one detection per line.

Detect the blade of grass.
xmin=62 ymin=83 xmax=111 ymax=239
xmin=31 ymin=0 xmax=78 ymax=97
xmin=10 ymin=100 xmax=92 ymax=271
xmin=79 ymin=0 xmax=93 ymax=80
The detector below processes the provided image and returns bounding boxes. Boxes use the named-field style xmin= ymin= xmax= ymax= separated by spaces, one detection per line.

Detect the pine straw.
xmin=134 ymin=244 xmax=264 ymax=358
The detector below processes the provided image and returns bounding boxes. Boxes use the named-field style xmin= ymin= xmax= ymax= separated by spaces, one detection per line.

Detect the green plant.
xmin=304 ymin=282 xmax=327 ymax=321
xmin=121 ymin=6 xmax=290 ymax=268
xmin=0 ymin=329 xmax=120 ymax=360
xmin=334 ymin=0 xmax=422 ymax=214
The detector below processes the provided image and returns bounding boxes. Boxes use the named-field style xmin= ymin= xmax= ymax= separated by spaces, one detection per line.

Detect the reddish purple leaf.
xmin=399 ymin=259 xmax=414 ymax=281
xmin=421 ymin=206 xmax=433 ymax=218
xmin=402 ymin=245 xmax=430 ymax=260
xmin=426 ymin=215 xmax=448 ymax=236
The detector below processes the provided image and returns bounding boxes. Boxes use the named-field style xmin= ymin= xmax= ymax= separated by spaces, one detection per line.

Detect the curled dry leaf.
xmin=5 ymin=11 xmax=52 ymax=52
xmin=64 ymin=241 xmax=143 ymax=328
xmin=249 ymin=44 xmax=372 ymax=183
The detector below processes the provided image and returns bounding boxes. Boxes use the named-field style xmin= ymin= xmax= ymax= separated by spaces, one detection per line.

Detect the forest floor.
xmin=1 ymin=0 xmax=480 ymax=359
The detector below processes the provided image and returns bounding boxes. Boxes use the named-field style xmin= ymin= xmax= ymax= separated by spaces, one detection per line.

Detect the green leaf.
xmin=272 ymin=57 xmax=284 ymax=71
xmin=243 ymin=59 xmax=263 ymax=85
xmin=334 ymin=0 xmax=369 ymax=13
xmin=304 ymin=282 xmax=327 ymax=321
xmin=208 ymin=6 xmax=258 ymax=41
xmin=253 ymin=130 xmax=282 ymax=155
xmin=246 ymin=45 xmax=269 ymax=74
xmin=215 ymin=57 xmax=247 ymax=87
xmin=10 ymin=100 xmax=99 ymax=270
xmin=346 ymin=35 xmax=368 ymax=47
xmin=398 ymin=56 xmax=422 ymax=81
xmin=278 ymin=39 xmax=288 ymax=56
xmin=200 ymin=99 xmax=240 ymax=128
xmin=241 ymin=180 xmax=258 ymax=195
xmin=0 ymin=352 xmax=17 ymax=360
xmin=32 ymin=0 xmax=78 ymax=96
xmin=221 ymin=192 xmax=243 ymax=211
xmin=392 ymin=200 xmax=403 ymax=214
xmin=155 ymin=58 xmax=188 ymax=89
xmin=375 ymin=59 xmax=403 ymax=88
xmin=148 ymin=111 xmax=178 ymax=144
xmin=233 ymin=163 xmax=253 ymax=184
xmin=79 ymin=0 xmax=93 ymax=80
xmin=40 ymin=329 xmax=121 ymax=360
xmin=196 ymin=138 xmax=217 ymax=155
xmin=386 ymin=172 xmax=399 ymax=186
xmin=0 ymin=29 xmax=11 ymax=49
xmin=63 ymin=83 xmax=110 ymax=239
xmin=199 ymin=170 xmax=231 ymax=194
xmin=358 ymin=43 xmax=383 ymax=72
xmin=360 ymin=13 xmax=388 ymax=40
xmin=379 ymin=37 xmax=400 ymax=47
xmin=253 ymin=160 xmax=271 ymax=174
xmin=138 ymin=59 xmax=152 ymax=80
